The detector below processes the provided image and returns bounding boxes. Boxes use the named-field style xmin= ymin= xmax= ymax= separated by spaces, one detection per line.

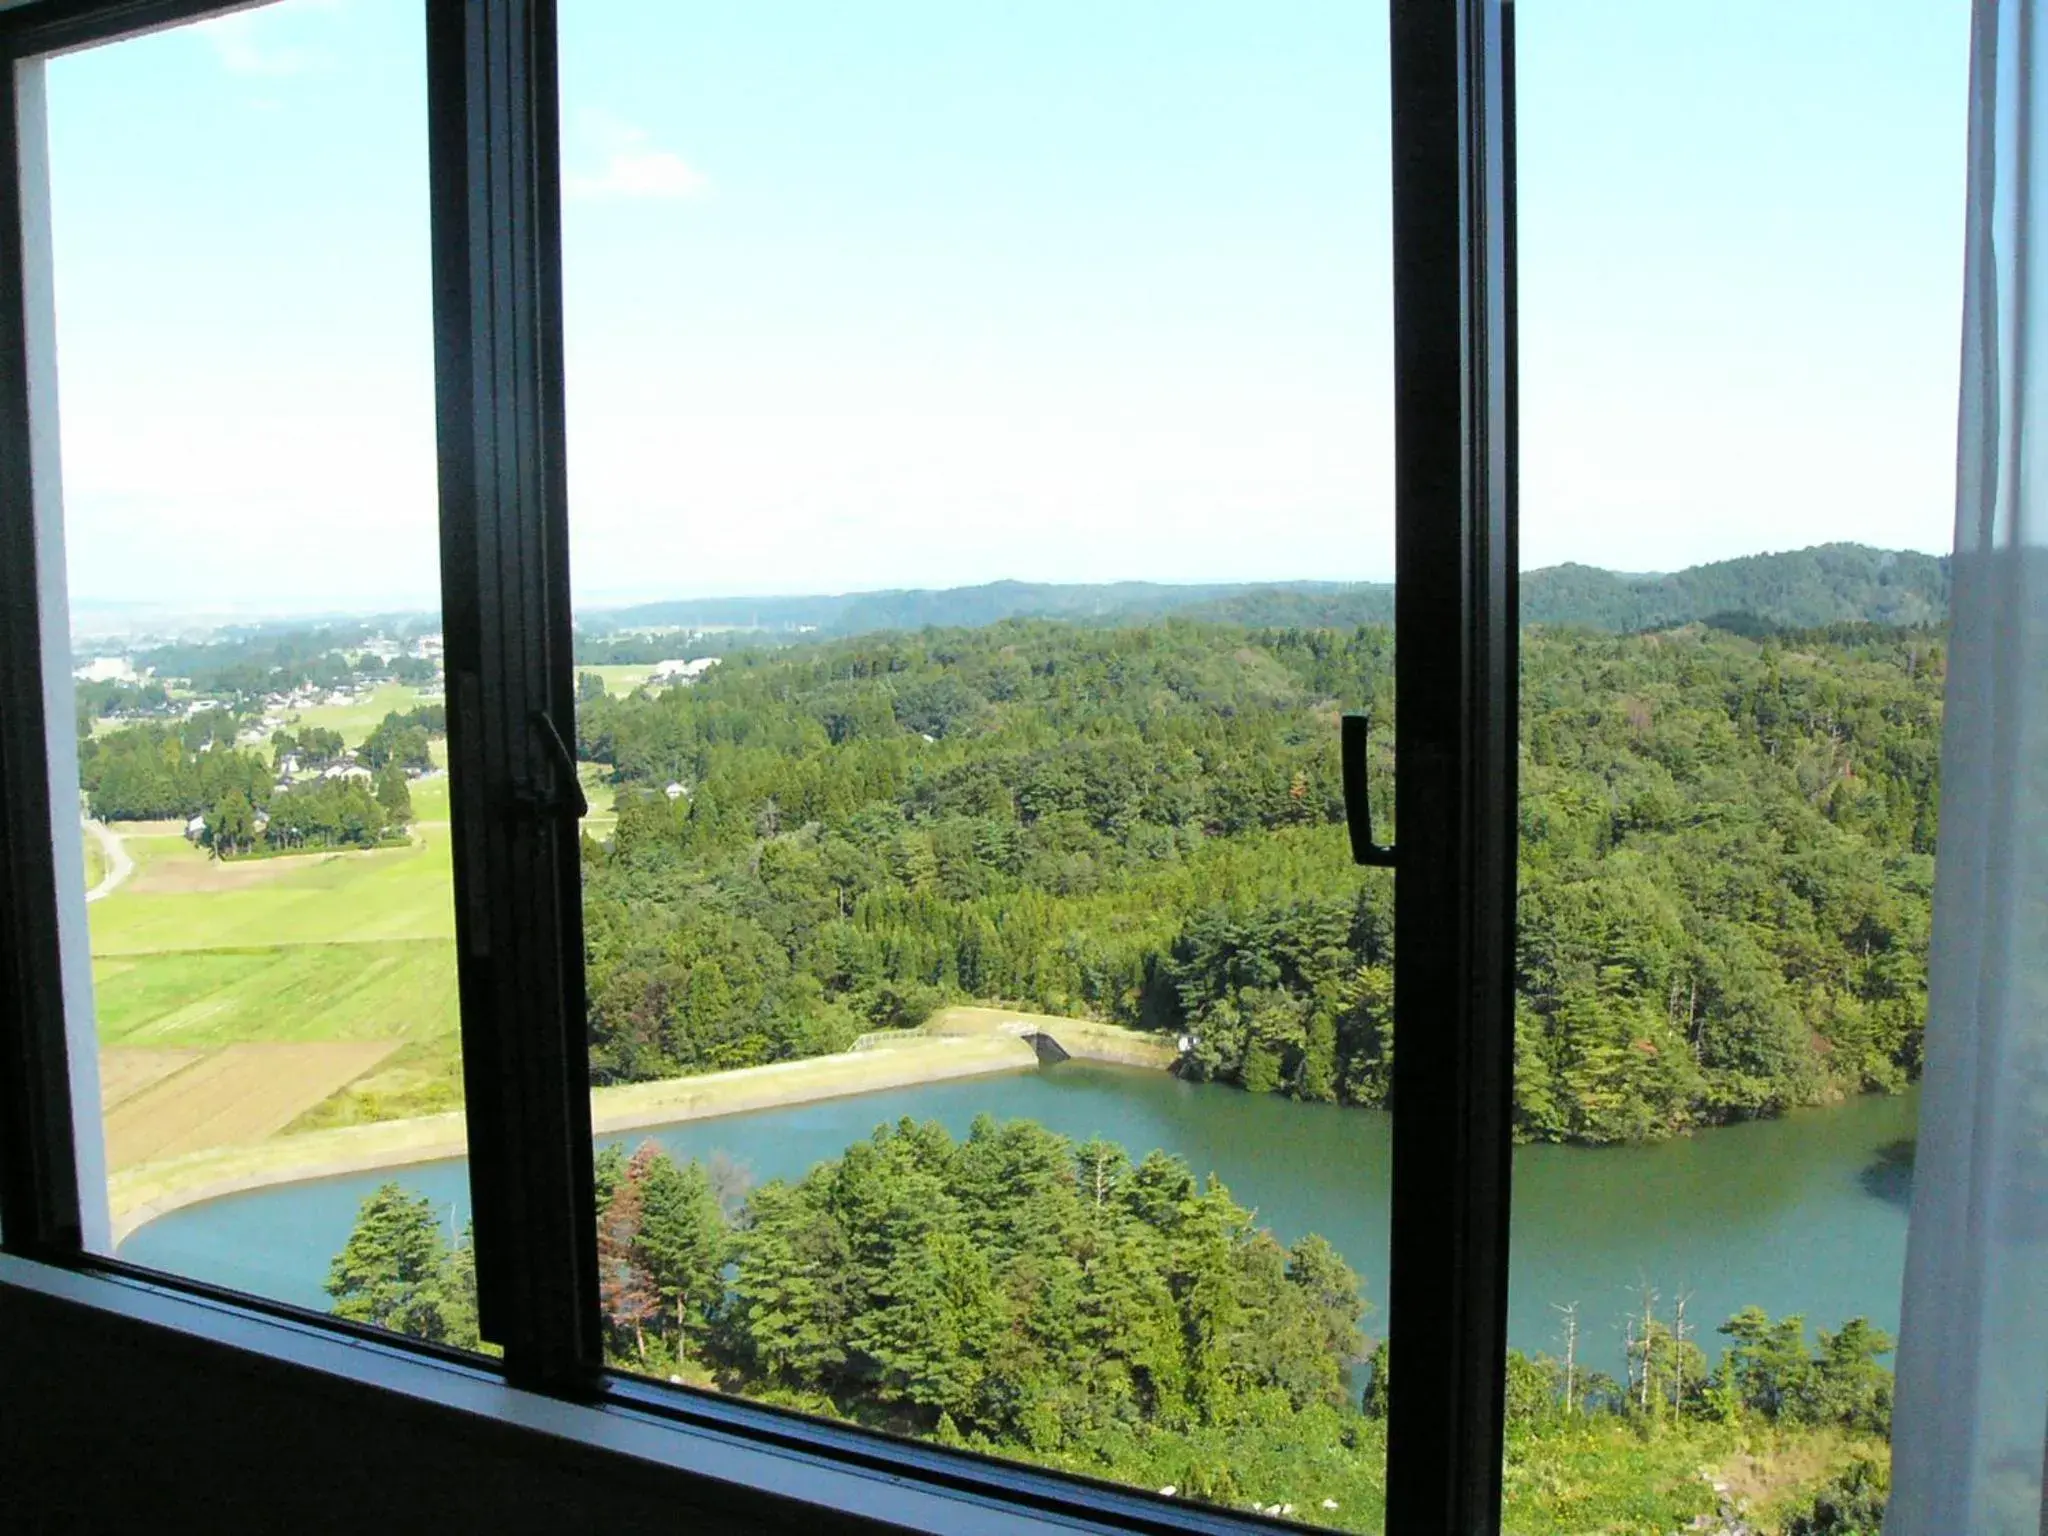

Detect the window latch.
xmin=526 ymin=709 xmax=589 ymax=821
xmin=1342 ymin=712 xmax=1395 ymax=868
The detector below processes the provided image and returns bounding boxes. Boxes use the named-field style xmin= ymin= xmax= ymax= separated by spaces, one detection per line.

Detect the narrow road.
xmin=83 ymin=818 xmax=133 ymax=903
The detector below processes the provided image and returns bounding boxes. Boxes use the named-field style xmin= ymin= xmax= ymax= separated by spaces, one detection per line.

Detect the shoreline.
xmin=108 ymin=1010 xmax=1179 ymax=1244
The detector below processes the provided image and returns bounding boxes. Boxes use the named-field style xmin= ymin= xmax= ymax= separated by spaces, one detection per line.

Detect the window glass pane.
xmin=560 ymin=3 xmax=1392 ymax=1524
xmin=45 ymin=1 xmax=483 ymax=1350
xmin=1506 ymin=4 xmax=1965 ymax=1527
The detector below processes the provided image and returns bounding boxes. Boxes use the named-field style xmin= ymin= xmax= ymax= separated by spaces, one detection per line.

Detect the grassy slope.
xmin=1003 ymin=1414 xmax=1880 ymax=1535
xmin=1500 ymin=1420 xmax=1887 ymax=1536
xmin=84 ymin=834 xmax=105 ymax=891
xmin=90 ymin=800 xmax=464 ymax=1127
xmin=91 ymin=832 xmax=456 ymax=955
xmin=95 ymin=942 xmax=457 ymax=1045
xmin=737 ymin=1370 xmax=1873 ymax=1536
xmin=279 ymin=681 xmax=442 ymax=742
xmin=92 ymin=763 xmax=697 ymax=1134
xmin=583 ymin=663 xmax=663 ymax=698
xmin=578 ymin=763 xmax=618 ymax=840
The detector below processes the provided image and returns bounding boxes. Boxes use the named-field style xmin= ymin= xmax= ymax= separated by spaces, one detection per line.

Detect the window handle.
xmin=527 ymin=709 xmax=589 ymax=820
xmin=1342 ymin=712 xmax=1396 ymax=868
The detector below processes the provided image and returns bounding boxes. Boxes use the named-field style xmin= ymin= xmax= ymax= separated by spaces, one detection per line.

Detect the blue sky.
xmin=42 ymin=0 xmax=1971 ymax=613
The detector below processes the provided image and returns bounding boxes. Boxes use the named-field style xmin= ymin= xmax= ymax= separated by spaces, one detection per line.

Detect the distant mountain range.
xmin=578 ymin=543 xmax=1951 ymax=641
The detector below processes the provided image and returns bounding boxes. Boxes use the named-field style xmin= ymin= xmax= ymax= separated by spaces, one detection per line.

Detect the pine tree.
xmin=632 ymin=1142 xmax=727 ymax=1352
xmin=210 ymin=788 xmax=256 ymax=857
xmin=597 ymin=1164 xmax=658 ymax=1361
xmin=325 ymin=1183 xmax=462 ymax=1342
xmin=375 ymin=763 xmax=413 ymax=826
xmin=729 ymin=1180 xmax=853 ymax=1385
xmin=1285 ymin=1233 xmax=1367 ymax=1365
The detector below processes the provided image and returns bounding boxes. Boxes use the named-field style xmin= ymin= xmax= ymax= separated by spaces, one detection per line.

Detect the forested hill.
xmin=576 ymin=616 xmax=1941 ymax=1143
xmin=579 ymin=543 xmax=1948 ymax=641
xmin=584 ymin=580 xmax=1286 ymax=637
xmin=1519 ymin=544 xmax=1949 ymax=633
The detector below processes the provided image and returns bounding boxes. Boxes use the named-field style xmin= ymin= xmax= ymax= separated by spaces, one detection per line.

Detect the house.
xmin=73 ymin=655 xmax=136 ymax=684
xmin=649 ymin=656 xmax=719 ymax=684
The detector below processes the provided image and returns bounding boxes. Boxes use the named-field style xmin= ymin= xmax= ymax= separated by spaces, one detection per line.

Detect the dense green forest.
xmin=80 ymin=708 xmax=426 ymax=852
xmin=98 ymin=623 xmax=437 ymax=703
xmin=358 ymin=704 xmax=446 ymax=773
xmin=79 ymin=711 xmax=268 ymax=822
xmin=576 ymin=614 xmax=1940 ymax=1144
xmin=577 ymin=543 xmax=1947 ymax=645
xmin=581 ymin=577 xmax=1289 ymax=640
xmin=330 ymin=1124 xmax=1895 ymax=1532
xmin=73 ymin=675 xmax=171 ymax=729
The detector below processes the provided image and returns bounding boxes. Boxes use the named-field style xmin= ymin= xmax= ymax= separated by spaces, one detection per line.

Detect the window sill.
xmin=0 ymin=1254 xmax=1284 ymax=1535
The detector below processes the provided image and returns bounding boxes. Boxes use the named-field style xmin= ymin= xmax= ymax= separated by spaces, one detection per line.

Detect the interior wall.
xmin=0 ymin=1277 xmax=883 ymax=1535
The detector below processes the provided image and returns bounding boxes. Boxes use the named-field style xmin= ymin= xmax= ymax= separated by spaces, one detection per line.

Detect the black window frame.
xmin=0 ymin=0 xmax=1519 ymax=1530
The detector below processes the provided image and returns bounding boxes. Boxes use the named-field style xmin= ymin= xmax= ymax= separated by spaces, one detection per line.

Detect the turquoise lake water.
xmin=118 ymin=1062 xmax=1917 ymax=1372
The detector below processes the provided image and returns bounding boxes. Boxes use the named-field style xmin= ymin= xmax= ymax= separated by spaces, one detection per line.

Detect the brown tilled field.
xmin=103 ymin=1041 xmax=400 ymax=1169
xmin=98 ymin=1047 xmax=204 ymax=1109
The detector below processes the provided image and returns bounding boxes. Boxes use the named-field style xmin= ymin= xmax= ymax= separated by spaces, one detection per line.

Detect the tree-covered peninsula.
xmin=578 ymin=616 xmax=1940 ymax=1144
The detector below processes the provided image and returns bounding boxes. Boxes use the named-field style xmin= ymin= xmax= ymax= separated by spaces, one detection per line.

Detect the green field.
xmin=88 ymin=753 xmax=614 ymax=1140
xmin=280 ymin=681 xmax=442 ymax=742
xmin=95 ymin=942 xmax=457 ymax=1046
xmin=408 ymin=770 xmax=451 ymax=823
xmin=91 ymin=831 xmax=457 ymax=956
xmin=90 ymin=809 xmax=464 ymax=1131
xmin=582 ymin=663 xmax=662 ymax=698
xmin=270 ymin=683 xmax=450 ymax=780
xmin=578 ymin=764 xmax=618 ymax=839
xmin=77 ymin=651 xmax=644 ymax=1169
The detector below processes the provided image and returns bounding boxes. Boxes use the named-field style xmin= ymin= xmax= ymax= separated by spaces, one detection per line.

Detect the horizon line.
xmin=66 ymin=539 xmax=1951 ymax=628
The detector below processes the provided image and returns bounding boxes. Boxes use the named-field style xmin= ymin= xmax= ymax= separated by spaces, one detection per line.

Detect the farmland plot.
xmin=104 ymin=1041 xmax=401 ymax=1169
xmin=98 ymin=1047 xmax=203 ymax=1109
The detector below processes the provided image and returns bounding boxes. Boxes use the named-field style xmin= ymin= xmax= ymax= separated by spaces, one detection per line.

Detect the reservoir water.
xmin=118 ymin=1062 xmax=1917 ymax=1372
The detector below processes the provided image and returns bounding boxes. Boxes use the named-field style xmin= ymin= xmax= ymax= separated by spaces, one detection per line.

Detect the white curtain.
xmin=1888 ymin=4 xmax=2048 ymax=1532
